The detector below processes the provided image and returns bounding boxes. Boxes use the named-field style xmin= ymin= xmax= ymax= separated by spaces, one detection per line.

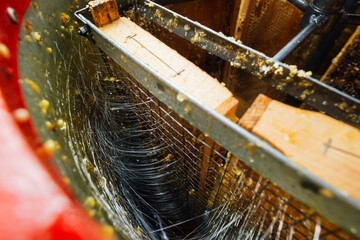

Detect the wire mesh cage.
xmin=95 ymin=54 xmax=356 ymax=239
xmin=17 ymin=0 xmax=360 ymax=239
xmin=73 ymin=0 xmax=360 ymax=239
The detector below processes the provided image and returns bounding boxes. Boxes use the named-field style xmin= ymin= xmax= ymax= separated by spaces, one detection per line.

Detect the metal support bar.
xmin=312 ymin=0 xmax=345 ymax=13
xmin=307 ymin=0 xmax=359 ymax=72
xmin=273 ymin=16 xmax=323 ymax=62
xmin=152 ymin=0 xmax=195 ymax=5
xmin=342 ymin=13 xmax=360 ymax=25
xmin=287 ymin=0 xmax=309 ymax=12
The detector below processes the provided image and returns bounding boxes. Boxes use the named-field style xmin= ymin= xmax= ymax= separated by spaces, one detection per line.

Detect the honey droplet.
xmin=13 ymin=108 xmax=30 ymax=123
xmin=0 ymin=43 xmax=10 ymax=60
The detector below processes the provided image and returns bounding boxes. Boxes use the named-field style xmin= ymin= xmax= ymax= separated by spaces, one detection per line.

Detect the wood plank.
xmin=89 ymin=0 xmax=120 ymax=27
xmin=238 ymin=93 xmax=272 ymax=131
xmin=239 ymin=94 xmax=360 ymax=201
xmin=100 ymin=17 xmax=239 ymax=118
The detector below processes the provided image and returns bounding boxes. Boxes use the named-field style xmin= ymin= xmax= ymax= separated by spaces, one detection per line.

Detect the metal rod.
xmin=273 ymin=17 xmax=322 ymax=62
xmin=153 ymin=0 xmax=195 ymax=4
xmin=307 ymin=0 xmax=359 ymax=72
xmin=287 ymin=0 xmax=309 ymax=12
xmin=307 ymin=22 xmax=344 ymax=72
xmin=312 ymin=0 xmax=345 ymax=13
xmin=342 ymin=13 xmax=360 ymax=25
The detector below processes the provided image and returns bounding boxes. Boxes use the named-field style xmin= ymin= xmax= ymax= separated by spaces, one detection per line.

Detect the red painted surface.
xmin=0 ymin=1 xmax=110 ymax=239
xmin=0 ymin=0 xmax=40 ymax=144
xmin=0 ymin=93 xmax=107 ymax=240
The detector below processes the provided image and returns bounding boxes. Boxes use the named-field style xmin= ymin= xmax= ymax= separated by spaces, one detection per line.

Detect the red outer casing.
xmin=0 ymin=1 xmax=109 ymax=239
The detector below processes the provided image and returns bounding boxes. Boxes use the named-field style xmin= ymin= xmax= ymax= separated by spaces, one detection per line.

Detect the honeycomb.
xmin=235 ymin=0 xmax=304 ymax=56
xmin=322 ymin=26 xmax=360 ymax=99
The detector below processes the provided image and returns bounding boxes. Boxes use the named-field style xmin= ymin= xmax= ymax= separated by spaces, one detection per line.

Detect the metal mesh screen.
xmin=103 ymin=54 xmax=355 ymax=240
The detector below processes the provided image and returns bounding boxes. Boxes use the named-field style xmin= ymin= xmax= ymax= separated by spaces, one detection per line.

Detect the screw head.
xmin=78 ymin=26 xmax=88 ymax=36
